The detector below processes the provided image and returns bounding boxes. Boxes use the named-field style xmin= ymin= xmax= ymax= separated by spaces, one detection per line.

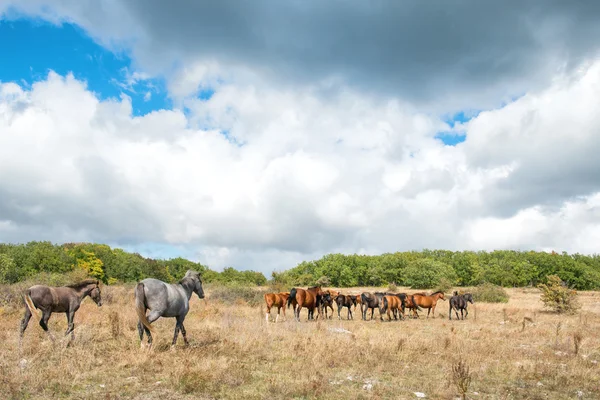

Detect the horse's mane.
xmin=430 ymin=291 xmax=445 ymax=296
xmin=66 ymin=279 xmax=98 ymax=289
xmin=308 ymin=285 xmax=321 ymax=290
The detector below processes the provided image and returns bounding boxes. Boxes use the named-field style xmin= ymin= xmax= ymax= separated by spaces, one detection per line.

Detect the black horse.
xmin=361 ymin=292 xmax=385 ymax=321
xmin=449 ymin=291 xmax=474 ymax=320
xmin=336 ymin=294 xmax=357 ymax=320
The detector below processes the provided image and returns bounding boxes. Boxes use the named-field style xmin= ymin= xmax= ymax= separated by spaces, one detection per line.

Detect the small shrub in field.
xmin=451 ymin=358 xmax=472 ymax=400
xmin=208 ymin=284 xmax=266 ymax=307
xmin=315 ymin=276 xmax=331 ymax=286
xmin=387 ymin=282 xmax=398 ymax=292
xmin=471 ymin=283 xmax=509 ymax=303
xmin=538 ymin=274 xmax=581 ymax=314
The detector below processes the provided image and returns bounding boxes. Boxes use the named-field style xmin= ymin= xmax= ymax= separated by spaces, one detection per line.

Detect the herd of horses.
xmin=17 ymin=272 xmax=474 ymax=348
xmin=264 ymin=285 xmax=475 ymax=323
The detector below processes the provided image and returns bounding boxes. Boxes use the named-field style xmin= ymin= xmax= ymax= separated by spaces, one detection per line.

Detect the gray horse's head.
xmin=184 ymin=270 xmax=205 ymax=299
xmin=464 ymin=293 xmax=474 ymax=304
xmin=90 ymin=282 xmax=102 ymax=307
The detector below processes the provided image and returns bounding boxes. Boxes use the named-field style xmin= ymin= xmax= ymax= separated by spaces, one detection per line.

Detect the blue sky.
xmin=0 ymin=19 xmax=171 ymax=116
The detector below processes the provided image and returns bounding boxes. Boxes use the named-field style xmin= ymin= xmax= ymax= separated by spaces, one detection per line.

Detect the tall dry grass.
xmin=0 ymin=286 xmax=599 ymax=399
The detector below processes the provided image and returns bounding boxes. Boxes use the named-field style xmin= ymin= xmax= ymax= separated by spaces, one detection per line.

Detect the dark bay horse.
xmin=449 ymin=292 xmax=474 ymax=320
xmin=321 ymin=290 xmax=338 ymax=319
xmin=361 ymin=292 xmax=385 ymax=321
xmin=20 ymin=279 xmax=102 ymax=343
xmin=412 ymin=291 xmax=446 ymax=319
xmin=397 ymin=293 xmax=420 ymax=318
xmin=135 ymin=270 xmax=204 ymax=348
xmin=336 ymin=294 xmax=357 ymax=320
xmin=264 ymin=292 xmax=290 ymax=322
xmin=287 ymin=286 xmax=324 ymax=321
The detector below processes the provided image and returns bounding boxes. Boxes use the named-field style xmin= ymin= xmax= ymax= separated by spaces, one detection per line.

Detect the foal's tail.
xmin=23 ymin=291 xmax=40 ymax=319
xmin=135 ymin=283 xmax=154 ymax=335
xmin=287 ymin=288 xmax=297 ymax=309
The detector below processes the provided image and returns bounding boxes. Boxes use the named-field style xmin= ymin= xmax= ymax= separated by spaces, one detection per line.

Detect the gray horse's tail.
xmin=287 ymin=288 xmax=297 ymax=309
xmin=135 ymin=283 xmax=154 ymax=334
xmin=23 ymin=290 xmax=40 ymax=319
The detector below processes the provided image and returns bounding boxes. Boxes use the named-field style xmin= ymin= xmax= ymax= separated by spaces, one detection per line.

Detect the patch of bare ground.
xmin=1 ymin=286 xmax=599 ymax=399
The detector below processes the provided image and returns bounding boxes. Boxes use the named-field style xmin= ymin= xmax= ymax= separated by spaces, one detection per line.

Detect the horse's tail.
xmin=382 ymin=296 xmax=388 ymax=313
xmin=23 ymin=291 xmax=40 ymax=319
xmin=287 ymin=288 xmax=297 ymax=309
xmin=411 ymin=295 xmax=423 ymax=311
xmin=135 ymin=283 xmax=154 ymax=335
xmin=361 ymin=293 xmax=369 ymax=305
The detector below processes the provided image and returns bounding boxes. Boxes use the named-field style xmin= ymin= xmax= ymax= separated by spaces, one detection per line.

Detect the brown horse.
xmin=264 ymin=292 xmax=290 ymax=322
xmin=412 ymin=291 xmax=446 ymax=318
xmin=287 ymin=286 xmax=324 ymax=321
xmin=380 ymin=295 xmax=402 ymax=321
xmin=20 ymin=279 xmax=102 ymax=343
xmin=398 ymin=293 xmax=420 ymax=318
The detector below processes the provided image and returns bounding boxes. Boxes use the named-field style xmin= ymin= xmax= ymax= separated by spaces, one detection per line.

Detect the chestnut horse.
xmin=380 ymin=295 xmax=402 ymax=321
xmin=412 ymin=291 xmax=446 ymax=318
xmin=264 ymin=292 xmax=290 ymax=322
xmin=287 ymin=286 xmax=324 ymax=321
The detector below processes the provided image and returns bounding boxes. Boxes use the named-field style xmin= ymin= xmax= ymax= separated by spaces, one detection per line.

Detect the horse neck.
xmin=72 ymin=284 xmax=94 ymax=302
xmin=178 ymin=279 xmax=195 ymax=300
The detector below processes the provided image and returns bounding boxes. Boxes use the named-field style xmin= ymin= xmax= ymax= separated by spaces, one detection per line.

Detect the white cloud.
xmin=2 ymin=59 xmax=600 ymax=274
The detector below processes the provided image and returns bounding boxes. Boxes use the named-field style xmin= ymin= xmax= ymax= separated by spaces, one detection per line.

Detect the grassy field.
xmin=1 ymin=285 xmax=599 ymax=399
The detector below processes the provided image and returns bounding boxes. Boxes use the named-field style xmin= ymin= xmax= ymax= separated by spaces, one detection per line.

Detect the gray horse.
xmin=135 ymin=270 xmax=205 ymax=348
xmin=20 ymin=279 xmax=102 ymax=343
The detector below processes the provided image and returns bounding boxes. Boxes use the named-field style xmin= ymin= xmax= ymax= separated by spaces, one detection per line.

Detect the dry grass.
xmin=1 ymin=286 xmax=600 ymax=399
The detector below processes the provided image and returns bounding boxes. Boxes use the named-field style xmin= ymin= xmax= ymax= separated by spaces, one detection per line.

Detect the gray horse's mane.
xmin=181 ymin=270 xmax=201 ymax=282
xmin=66 ymin=279 xmax=99 ymax=289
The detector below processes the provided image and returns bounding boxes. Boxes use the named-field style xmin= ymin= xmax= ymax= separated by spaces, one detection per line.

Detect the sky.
xmin=1 ymin=1 xmax=600 ymax=276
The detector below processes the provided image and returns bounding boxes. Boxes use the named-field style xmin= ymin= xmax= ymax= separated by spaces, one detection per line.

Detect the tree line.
xmin=2 ymin=242 xmax=600 ymax=290
xmin=272 ymin=250 xmax=600 ymax=290
xmin=0 ymin=242 xmax=266 ymax=286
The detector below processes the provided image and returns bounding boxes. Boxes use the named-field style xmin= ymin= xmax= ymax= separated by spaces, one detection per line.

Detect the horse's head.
xmin=464 ymin=293 xmax=474 ymax=304
xmin=185 ymin=270 xmax=205 ymax=299
xmin=90 ymin=282 xmax=102 ymax=307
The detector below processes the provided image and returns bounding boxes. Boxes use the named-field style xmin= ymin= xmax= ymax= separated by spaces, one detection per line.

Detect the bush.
xmin=387 ymin=282 xmax=398 ymax=292
xmin=207 ymin=283 xmax=267 ymax=307
xmin=316 ymin=276 xmax=331 ymax=286
xmin=471 ymin=283 xmax=509 ymax=303
xmin=538 ymin=274 xmax=580 ymax=314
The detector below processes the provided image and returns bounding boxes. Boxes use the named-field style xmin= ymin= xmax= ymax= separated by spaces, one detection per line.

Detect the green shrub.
xmin=387 ymin=282 xmax=398 ymax=292
xmin=471 ymin=283 xmax=509 ymax=303
xmin=207 ymin=283 xmax=267 ymax=307
xmin=538 ymin=274 xmax=580 ymax=314
xmin=316 ymin=275 xmax=331 ymax=286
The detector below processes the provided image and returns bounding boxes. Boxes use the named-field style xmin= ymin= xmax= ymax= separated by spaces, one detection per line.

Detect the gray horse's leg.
xmin=20 ymin=307 xmax=32 ymax=338
xmin=174 ymin=315 xmax=189 ymax=347
xmin=144 ymin=310 xmax=163 ymax=346
xmin=137 ymin=321 xmax=145 ymax=342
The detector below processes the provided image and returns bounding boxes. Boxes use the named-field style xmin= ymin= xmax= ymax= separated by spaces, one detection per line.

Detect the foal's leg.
xmin=39 ymin=311 xmax=55 ymax=341
xmin=65 ymin=311 xmax=76 ymax=343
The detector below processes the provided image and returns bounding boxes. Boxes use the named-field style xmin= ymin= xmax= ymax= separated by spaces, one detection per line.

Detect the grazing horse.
xmin=361 ymin=292 xmax=385 ymax=321
xmin=264 ymin=292 xmax=290 ymax=322
xmin=135 ymin=270 xmax=204 ymax=348
xmin=336 ymin=294 xmax=357 ymax=320
xmin=412 ymin=291 xmax=446 ymax=319
xmin=380 ymin=295 xmax=402 ymax=321
xmin=287 ymin=286 xmax=324 ymax=321
xmin=449 ymin=292 xmax=474 ymax=320
xmin=20 ymin=279 xmax=102 ymax=343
